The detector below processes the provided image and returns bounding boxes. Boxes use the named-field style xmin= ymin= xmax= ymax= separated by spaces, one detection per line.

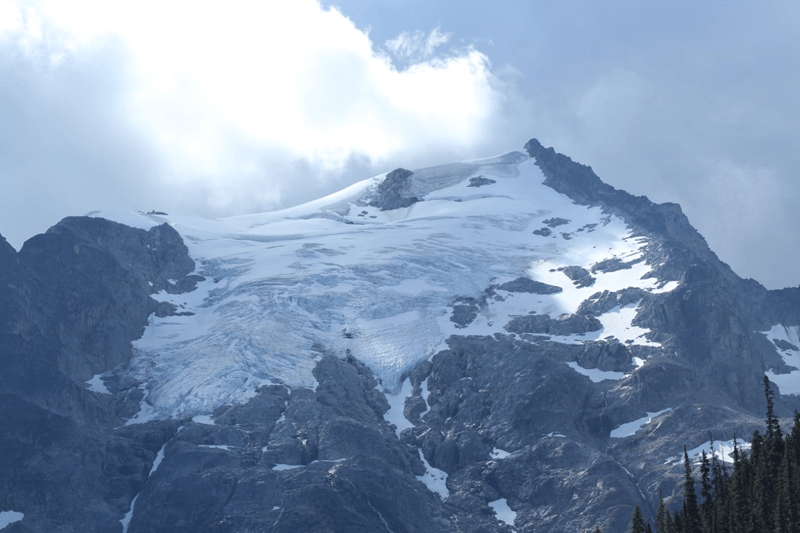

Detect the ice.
xmin=767 ymin=371 xmax=800 ymax=395
xmin=86 ymin=209 xmax=163 ymax=231
xmin=763 ymin=324 xmax=800 ymax=352
xmin=192 ymin=415 xmax=215 ymax=425
xmin=418 ymin=378 xmax=431 ymax=419
xmin=310 ymin=458 xmax=345 ymax=464
xmin=198 ymin=445 xmax=232 ymax=450
xmin=384 ymin=377 xmax=414 ymax=436
xmin=120 ymin=438 xmax=168 ymax=532
xmin=491 ymin=447 xmax=511 ymax=459
xmin=273 ymin=464 xmax=303 ymax=471
xmin=92 ymin=152 xmax=678 ymax=422
xmin=566 ymin=362 xmax=626 ymax=382
xmin=763 ymin=325 xmax=800 ymax=395
xmin=120 ymin=495 xmax=138 ymax=533
xmin=0 ymin=511 xmax=24 ymax=529
xmin=151 ymin=443 xmax=167 ymax=473
xmin=489 ymin=498 xmax=517 ymax=528
xmin=595 ymin=303 xmax=659 ymax=347
xmin=123 ymin=388 xmax=159 ymax=426
xmin=610 ymin=408 xmax=673 ymax=438
xmin=545 ymin=432 xmax=566 ymax=438
xmin=85 ymin=374 xmax=111 ymax=394
xmin=416 ymin=450 xmax=449 ymax=499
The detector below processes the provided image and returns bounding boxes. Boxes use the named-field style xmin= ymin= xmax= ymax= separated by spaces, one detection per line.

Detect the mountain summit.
xmin=1 ymin=139 xmax=798 ymax=532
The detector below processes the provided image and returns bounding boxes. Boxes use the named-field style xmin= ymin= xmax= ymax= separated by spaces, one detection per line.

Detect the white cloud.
xmin=0 ymin=0 xmax=511 ymax=227
xmin=385 ymin=27 xmax=451 ymax=60
xmin=0 ymin=0 xmax=22 ymax=35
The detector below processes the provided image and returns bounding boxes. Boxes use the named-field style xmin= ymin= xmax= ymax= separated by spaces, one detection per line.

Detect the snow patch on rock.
xmin=489 ymin=498 xmax=517 ymax=529
xmin=0 ymin=511 xmax=24 ymax=530
xmin=763 ymin=325 xmax=800 ymax=395
xmin=610 ymin=408 xmax=673 ymax=438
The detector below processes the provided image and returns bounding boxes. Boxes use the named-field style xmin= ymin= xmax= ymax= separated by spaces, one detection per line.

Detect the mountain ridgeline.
xmin=1 ymin=139 xmax=799 ymax=532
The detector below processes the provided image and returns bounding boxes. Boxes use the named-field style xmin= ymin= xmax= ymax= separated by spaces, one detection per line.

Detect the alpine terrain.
xmin=1 ymin=139 xmax=799 ymax=532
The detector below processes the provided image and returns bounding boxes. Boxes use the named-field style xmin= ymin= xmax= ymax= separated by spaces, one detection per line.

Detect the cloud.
xmin=0 ymin=0 xmax=517 ymax=248
xmin=680 ymin=158 xmax=799 ymax=287
xmin=385 ymin=27 xmax=451 ymax=60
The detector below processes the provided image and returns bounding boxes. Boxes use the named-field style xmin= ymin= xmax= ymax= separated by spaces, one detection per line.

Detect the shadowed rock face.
xmin=370 ymin=168 xmax=420 ymax=210
xmin=467 ymin=176 xmax=496 ymax=188
xmin=2 ymin=141 xmax=800 ymax=532
xmin=0 ymin=219 xmax=195 ymax=532
xmin=495 ymin=277 xmax=562 ymax=294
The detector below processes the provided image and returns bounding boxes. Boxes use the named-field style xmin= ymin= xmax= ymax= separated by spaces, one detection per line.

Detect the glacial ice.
xmin=92 ymin=151 xmax=678 ymax=422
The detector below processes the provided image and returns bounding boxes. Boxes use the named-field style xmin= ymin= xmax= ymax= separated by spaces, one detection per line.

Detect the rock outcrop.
xmin=370 ymin=168 xmax=420 ymax=211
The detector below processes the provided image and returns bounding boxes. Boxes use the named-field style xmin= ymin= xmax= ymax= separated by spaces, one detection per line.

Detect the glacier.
xmin=92 ymin=150 xmax=678 ymax=422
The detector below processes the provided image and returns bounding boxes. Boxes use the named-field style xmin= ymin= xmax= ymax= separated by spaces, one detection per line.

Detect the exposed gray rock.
xmin=450 ymin=297 xmax=480 ymax=328
xmin=592 ymin=255 xmax=645 ymax=273
xmin=0 ymin=217 xmax=200 ymax=532
xmin=532 ymin=227 xmax=552 ymax=237
xmin=774 ymin=338 xmax=799 ymax=352
xmin=557 ymin=265 xmax=595 ymax=287
xmin=577 ymin=340 xmax=634 ymax=372
xmin=370 ymin=168 xmax=420 ymax=211
xmin=467 ymin=176 xmax=496 ymax=188
xmin=495 ymin=277 xmax=562 ymax=294
xmin=543 ymin=217 xmax=570 ymax=227
xmin=504 ymin=312 xmax=602 ymax=336
xmin=578 ymin=288 xmax=648 ymax=316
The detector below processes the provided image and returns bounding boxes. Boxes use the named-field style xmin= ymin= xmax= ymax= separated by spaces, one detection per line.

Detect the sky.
xmin=0 ymin=0 xmax=798 ymax=289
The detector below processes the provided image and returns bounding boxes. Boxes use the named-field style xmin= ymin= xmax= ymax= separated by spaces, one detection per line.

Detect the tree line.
xmin=619 ymin=376 xmax=800 ymax=533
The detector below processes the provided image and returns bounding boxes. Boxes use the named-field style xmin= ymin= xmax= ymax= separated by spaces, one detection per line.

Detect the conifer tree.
xmin=764 ymin=376 xmax=782 ymax=443
xmin=656 ymin=493 xmax=667 ymax=533
xmin=630 ymin=505 xmax=646 ymax=533
xmin=774 ymin=444 xmax=794 ymax=533
xmin=750 ymin=431 xmax=771 ymax=532
xmin=700 ymin=451 xmax=713 ymax=533
xmin=672 ymin=508 xmax=682 ymax=533
xmin=664 ymin=507 xmax=676 ymax=533
xmin=682 ymin=447 xmax=702 ymax=533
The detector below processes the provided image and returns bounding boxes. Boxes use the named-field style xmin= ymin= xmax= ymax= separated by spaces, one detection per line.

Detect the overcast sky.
xmin=0 ymin=0 xmax=798 ymax=289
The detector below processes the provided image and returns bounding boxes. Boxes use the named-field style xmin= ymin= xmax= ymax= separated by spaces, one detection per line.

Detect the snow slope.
xmin=763 ymin=325 xmax=800 ymax=395
xmin=92 ymin=151 xmax=678 ymax=421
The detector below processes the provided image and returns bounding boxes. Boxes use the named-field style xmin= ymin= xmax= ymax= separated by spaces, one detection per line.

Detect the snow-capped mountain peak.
xmin=93 ymin=148 xmax=676 ymax=422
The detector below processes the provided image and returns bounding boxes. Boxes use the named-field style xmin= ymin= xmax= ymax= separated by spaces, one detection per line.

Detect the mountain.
xmin=1 ymin=139 xmax=799 ymax=532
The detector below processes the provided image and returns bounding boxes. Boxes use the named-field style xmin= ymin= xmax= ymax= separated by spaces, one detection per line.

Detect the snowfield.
xmin=92 ymin=151 xmax=678 ymax=422
xmin=763 ymin=324 xmax=800 ymax=395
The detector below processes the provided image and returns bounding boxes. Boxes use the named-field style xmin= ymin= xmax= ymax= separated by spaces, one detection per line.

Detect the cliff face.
xmin=0 ymin=220 xmax=195 ymax=531
xmin=0 ymin=141 xmax=797 ymax=533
